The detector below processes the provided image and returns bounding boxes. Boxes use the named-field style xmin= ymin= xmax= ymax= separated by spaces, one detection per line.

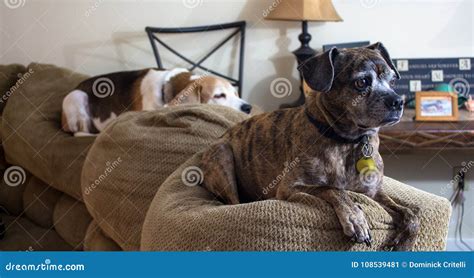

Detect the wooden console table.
xmin=379 ymin=109 xmax=474 ymax=154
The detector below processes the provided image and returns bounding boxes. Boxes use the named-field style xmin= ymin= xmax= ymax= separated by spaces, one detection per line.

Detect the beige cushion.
xmin=140 ymin=152 xmax=451 ymax=251
xmin=53 ymin=194 xmax=92 ymax=250
xmin=1 ymin=63 xmax=93 ymax=200
xmin=0 ymin=64 xmax=26 ymax=114
xmin=0 ymin=171 xmax=30 ymax=216
xmin=23 ymin=176 xmax=62 ymax=228
xmin=84 ymin=221 xmax=122 ymax=251
xmin=81 ymin=105 xmax=249 ymax=250
xmin=0 ymin=214 xmax=72 ymax=251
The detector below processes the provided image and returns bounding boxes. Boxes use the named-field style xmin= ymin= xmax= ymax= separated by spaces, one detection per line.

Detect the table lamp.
xmin=265 ymin=0 xmax=343 ymax=106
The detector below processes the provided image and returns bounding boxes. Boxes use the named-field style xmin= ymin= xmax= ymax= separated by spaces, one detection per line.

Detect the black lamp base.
xmin=280 ymin=20 xmax=316 ymax=109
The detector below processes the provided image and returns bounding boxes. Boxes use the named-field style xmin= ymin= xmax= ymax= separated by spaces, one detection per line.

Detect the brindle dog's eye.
xmin=354 ymin=78 xmax=369 ymax=90
xmin=389 ymin=79 xmax=396 ymax=87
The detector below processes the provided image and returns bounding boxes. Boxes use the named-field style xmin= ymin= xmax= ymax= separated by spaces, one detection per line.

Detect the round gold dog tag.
xmin=356 ymin=157 xmax=376 ymax=173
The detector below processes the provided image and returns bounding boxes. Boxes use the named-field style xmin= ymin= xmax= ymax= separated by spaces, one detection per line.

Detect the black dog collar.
xmin=305 ymin=109 xmax=366 ymax=144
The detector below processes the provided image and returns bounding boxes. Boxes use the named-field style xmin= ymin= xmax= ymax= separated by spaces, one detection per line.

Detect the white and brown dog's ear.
xmin=167 ymin=84 xmax=203 ymax=106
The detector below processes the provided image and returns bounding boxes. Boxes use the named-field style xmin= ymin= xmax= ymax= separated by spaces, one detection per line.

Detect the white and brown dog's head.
xmin=167 ymin=76 xmax=252 ymax=114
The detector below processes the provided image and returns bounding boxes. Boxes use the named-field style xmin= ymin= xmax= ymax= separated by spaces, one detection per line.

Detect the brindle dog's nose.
xmin=384 ymin=95 xmax=404 ymax=110
xmin=241 ymin=103 xmax=252 ymax=114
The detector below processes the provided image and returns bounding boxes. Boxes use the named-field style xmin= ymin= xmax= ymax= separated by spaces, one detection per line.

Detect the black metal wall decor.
xmin=145 ymin=21 xmax=246 ymax=96
xmin=392 ymin=57 xmax=474 ymax=102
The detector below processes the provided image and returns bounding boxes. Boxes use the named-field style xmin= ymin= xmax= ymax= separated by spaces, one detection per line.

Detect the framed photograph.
xmin=322 ymin=41 xmax=370 ymax=52
xmin=415 ymin=91 xmax=459 ymax=121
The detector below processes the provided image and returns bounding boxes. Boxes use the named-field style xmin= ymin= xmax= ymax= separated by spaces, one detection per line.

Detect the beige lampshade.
xmin=265 ymin=0 xmax=343 ymax=22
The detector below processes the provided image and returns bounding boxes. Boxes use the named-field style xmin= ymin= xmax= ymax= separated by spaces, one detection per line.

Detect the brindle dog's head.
xmin=300 ymin=42 xmax=403 ymax=133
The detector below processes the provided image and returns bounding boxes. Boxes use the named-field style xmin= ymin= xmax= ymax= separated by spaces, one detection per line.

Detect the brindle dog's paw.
xmin=383 ymin=215 xmax=420 ymax=251
xmin=338 ymin=204 xmax=372 ymax=247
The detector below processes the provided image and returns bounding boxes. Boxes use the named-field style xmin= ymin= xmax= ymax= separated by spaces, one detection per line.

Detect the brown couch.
xmin=0 ymin=63 xmax=452 ymax=251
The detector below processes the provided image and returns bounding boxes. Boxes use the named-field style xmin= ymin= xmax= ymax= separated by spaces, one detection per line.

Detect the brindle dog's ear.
xmin=366 ymin=42 xmax=400 ymax=79
xmin=298 ymin=47 xmax=339 ymax=93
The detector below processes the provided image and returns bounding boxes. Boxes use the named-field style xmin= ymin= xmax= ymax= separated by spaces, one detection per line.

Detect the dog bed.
xmin=81 ymin=105 xmax=250 ymax=250
xmin=141 ymin=152 xmax=451 ymax=251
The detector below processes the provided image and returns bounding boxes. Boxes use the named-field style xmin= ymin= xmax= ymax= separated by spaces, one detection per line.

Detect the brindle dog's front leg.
xmin=372 ymin=190 xmax=420 ymax=251
xmin=279 ymin=185 xmax=372 ymax=246
xmin=200 ymin=142 xmax=240 ymax=205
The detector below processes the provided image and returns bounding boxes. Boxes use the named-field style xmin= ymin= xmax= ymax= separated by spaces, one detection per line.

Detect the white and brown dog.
xmin=62 ymin=68 xmax=252 ymax=136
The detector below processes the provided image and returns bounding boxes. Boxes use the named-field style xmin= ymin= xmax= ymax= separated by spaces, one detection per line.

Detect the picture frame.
xmin=415 ymin=91 xmax=459 ymax=121
xmin=322 ymin=41 xmax=370 ymax=52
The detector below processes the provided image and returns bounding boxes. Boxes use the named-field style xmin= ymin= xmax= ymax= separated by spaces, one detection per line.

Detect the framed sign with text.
xmin=392 ymin=58 xmax=473 ymax=101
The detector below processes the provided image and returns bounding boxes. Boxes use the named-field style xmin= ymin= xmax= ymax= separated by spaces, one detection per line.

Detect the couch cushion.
xmin=23 ymin=176 xmax=62 ymax=228
xmin=141 ymin=152 xmax=451 ymax=251
xmin=84 ymin=220 xmax=122 ymax=251
xmin=81 ymin=105 xmax=249 ymax=250
xmin=0 ymin=64 xmax=26 ymax=114
xmin=53 ymin=194 xmax=92 ymax=250
xmin=0 ymin=169 xmax=30 ymax=216
xmin=1 ymin=63 xmax=94 ymax=200
xmin=0 ymin=214 xmax=72 ymax=251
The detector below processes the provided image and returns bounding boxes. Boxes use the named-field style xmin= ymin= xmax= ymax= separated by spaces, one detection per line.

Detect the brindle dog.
xmin=200 ymin=42 xmax=420 ymax=251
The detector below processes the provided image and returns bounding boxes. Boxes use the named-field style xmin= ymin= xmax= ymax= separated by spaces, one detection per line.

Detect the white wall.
xmin=383 ymin=151 xmax=473 ymax=251
xmin=1 ymin=0 xmax=473 ymax=250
